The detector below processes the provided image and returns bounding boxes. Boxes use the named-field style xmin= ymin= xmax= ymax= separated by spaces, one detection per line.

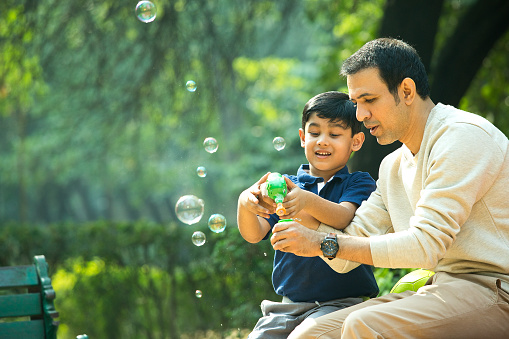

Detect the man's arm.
xmin=270 ymin=221 xmax=373 ymax=265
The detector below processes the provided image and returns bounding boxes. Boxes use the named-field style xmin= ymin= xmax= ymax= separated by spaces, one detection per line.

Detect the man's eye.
xmin=365 ymin=98 xmax=375 ymax=103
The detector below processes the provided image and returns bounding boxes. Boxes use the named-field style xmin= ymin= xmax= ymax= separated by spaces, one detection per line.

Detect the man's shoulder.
xmin=430 ymin=103 xmax=500 ymax=135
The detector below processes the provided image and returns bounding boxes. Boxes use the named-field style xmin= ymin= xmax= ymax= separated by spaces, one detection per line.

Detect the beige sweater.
xmin=320 ymin=103 xmax=509 ymax=286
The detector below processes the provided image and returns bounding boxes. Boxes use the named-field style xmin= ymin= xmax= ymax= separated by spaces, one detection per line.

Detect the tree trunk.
xmin=431 ymin=0 xmax=509 ymax=106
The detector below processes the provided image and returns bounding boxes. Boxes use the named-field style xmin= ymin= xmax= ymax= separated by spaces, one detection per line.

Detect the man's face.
xmin=347 ymin=68 xmax=409 ymax=146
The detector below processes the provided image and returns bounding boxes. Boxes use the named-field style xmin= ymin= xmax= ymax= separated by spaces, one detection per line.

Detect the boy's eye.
xmin=309 ymin=132 xmax=319 ymax=137
xmin=330 ymin=134 xmax=340 ymax=138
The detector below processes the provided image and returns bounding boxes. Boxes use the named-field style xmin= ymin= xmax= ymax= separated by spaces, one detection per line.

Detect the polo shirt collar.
xmin=296 ymin=164 xmax=350 ymax=188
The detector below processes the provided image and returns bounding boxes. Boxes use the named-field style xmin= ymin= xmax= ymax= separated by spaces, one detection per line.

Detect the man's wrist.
xmin=316 ymin=231 xmax=328 ymax=257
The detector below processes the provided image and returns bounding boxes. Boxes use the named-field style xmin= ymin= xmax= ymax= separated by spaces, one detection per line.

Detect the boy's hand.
xmin=279 ymin=176 xmax=310 ymax=218
xmin=238 ymin=172 xmax=275 ymax=219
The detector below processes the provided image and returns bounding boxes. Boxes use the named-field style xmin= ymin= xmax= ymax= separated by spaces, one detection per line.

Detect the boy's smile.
xmin=299 ymin=112 xmax=364 ymax=182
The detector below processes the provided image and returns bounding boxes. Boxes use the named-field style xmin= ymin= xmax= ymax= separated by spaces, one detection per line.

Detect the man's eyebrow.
xmin=352 ymin=93 xmax=372 ymax=100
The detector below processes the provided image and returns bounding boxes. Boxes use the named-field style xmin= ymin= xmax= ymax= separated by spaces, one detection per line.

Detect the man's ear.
xmin=298 ymin=128 xmax=305 ymax=148
xmin=400 ymin=77 xmax=416 ymax=105
xmin=351 ymin=131 xmax=365 ymax=152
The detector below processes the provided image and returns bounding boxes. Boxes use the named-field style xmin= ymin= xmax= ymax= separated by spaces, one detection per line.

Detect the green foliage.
xmin=0 ymin=220 xmax=276 ymax=338
xmin=459 ymin=30 xmax=509 ymax=136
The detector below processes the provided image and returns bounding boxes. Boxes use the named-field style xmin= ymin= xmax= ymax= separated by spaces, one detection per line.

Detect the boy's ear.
xmin=351 ymin=131 xmax=365 ymax=152
xmin=298 ymin=128 xmax=305 ymax=148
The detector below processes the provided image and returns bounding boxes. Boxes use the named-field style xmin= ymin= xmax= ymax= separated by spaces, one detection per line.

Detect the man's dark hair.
xmin=301 ymin=91 xmax=361 ymax=136
xmin=340 ymin=38 xmax=430 ymax=102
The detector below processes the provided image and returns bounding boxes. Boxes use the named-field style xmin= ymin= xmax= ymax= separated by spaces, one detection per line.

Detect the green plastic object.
xmin=267 ymin=172 xmax=287 ymax=216
xmin=390 ymin=269 xmax=435 ymax=293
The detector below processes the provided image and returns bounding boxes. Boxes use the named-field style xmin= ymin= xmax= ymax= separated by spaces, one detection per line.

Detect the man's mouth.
xmin=365 ymin=124 xmax=378 ymax=135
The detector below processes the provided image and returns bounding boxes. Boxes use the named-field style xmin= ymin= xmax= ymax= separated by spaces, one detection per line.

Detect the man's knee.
xmin=287 ymin=317 xmax=318 ymax=339
xmin=342 ymin=307 xmax=380 ymax=337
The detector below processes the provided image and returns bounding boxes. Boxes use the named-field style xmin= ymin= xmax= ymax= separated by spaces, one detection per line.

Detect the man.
xmin=269 ymin=38 xmax=509 ymax=338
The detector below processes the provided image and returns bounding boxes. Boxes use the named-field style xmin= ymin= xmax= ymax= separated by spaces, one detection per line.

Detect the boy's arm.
xmin=287 ymin=189 xmax=357 ymax=229
xmin=237 ymin=173 xmax=273 ymax=243
xmin=281 ymin=174 xmax=375 ymax=229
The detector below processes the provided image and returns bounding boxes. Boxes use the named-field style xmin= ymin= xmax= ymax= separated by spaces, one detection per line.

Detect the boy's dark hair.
xmin=340 ymin=38 xmax=430 ymax=103
xmin=301 ymin=91 xmax=361 ymax=136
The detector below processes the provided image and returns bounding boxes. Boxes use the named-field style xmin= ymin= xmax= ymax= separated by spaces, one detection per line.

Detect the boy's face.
xmin=299 ymin=112 xmax=364 ymax=181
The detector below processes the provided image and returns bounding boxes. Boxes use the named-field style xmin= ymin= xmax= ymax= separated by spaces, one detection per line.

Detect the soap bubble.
xmin=208 ymin=213 xmax=226 ymax=233
xmin=203 ymin=137 xmax=218 ymax=153
xmin=135 ymin=1 xmax=157 ymax=23
xmin=195 ymin=290 xmax=203 ymax=298
xmin=186 ymin=80 xmax=197 ymax=92
xmin=175 ymin=195 xmax=204 ymax=225
xmin=192 ymin=231 xmax=206 ymax=246
xmin=196 ymin=166 xmax=207 ymax=178
xmin=273 ymin=137 xmax=286 ymax=151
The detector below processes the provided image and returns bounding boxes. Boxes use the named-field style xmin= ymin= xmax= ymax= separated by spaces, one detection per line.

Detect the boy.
xmin=237 ymin=91 xmax=379 ymax=339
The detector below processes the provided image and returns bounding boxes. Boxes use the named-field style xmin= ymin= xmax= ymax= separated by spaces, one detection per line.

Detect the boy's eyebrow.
xmin=330 ymin=122 xmax=348 ymax=129
xmin=308 ymin=121 xmax=347 ymax=129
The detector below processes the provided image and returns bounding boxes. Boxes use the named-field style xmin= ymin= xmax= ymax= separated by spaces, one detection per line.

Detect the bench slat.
xmin=0 ymin=320 xmax=45 ymax=339
xmin=0 ymin=266 xmax=38 ymax=288
xmin=0 ymin=293 xmax=42 ymax=317
xmin=0 ymin=256 xmax=59 ymax=339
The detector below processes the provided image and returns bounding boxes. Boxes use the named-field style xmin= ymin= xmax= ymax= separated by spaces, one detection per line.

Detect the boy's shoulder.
xmin=333 ymin=170 xmax=375 ymax=188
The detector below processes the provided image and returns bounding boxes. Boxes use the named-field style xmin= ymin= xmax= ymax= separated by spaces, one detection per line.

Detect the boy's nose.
xmin=317 ymin=135 xmax=329 ymax=145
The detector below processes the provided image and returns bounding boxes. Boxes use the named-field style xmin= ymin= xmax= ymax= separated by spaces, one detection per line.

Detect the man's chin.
xmin=376 ymin=137 xmax=396 ymax=146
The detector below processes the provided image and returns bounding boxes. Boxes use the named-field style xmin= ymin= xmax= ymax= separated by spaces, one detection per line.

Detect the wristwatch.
xmin=320 ymin=233 xmax=339 ymax=260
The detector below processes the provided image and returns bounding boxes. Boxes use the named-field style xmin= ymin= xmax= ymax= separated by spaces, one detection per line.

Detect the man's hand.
xmin=270 ymin=220 xmax=325 ymax=257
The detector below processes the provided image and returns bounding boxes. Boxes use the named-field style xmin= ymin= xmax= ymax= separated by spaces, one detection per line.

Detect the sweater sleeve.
xmin=318 ymin=187 xmax=394 ymax=273
xmin=370 ymin=122 xmax=506 ymax=269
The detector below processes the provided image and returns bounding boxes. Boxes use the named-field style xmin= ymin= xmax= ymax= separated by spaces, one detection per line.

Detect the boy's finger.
xmin=256 ymin=172 xmax=271 ymax=185
xmin=283 ymin=176 xmax=297 ymax=189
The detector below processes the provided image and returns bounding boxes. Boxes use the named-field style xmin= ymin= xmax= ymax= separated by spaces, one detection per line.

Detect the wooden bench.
xmin=0 ymin=255 xmax=59 ymax=339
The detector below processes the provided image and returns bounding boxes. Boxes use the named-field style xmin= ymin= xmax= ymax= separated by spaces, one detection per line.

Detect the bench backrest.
xmin=0 ymin=255 xmax=59 ymax=339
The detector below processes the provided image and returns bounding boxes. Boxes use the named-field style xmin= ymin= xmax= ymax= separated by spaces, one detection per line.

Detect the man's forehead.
xmin=347 ymin=69 xmax=386 ymax=99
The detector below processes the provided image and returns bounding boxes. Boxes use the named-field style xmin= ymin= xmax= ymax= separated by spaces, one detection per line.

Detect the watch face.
xmin=321 ymin=239 xmax=339 ymax=257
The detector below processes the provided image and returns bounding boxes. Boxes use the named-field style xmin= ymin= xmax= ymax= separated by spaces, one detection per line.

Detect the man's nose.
xmin=356 ymin=105 xmax=370 ymax=122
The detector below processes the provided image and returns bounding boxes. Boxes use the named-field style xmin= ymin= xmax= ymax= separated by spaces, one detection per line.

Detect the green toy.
xmin=266 ymin=172 xmax=288 ymax=216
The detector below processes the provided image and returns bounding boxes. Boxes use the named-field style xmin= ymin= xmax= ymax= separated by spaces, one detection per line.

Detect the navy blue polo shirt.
xmin=265 ymin=164 xmax=379 ymax=302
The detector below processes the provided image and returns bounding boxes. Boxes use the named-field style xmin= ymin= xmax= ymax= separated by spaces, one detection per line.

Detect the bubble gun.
xmin=266 ymin=172 xmax=287 ymax=216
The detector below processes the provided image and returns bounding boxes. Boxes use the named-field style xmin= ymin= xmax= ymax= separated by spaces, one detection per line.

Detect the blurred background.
xmin=1 ymin=0 xmax=508 ymax=338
